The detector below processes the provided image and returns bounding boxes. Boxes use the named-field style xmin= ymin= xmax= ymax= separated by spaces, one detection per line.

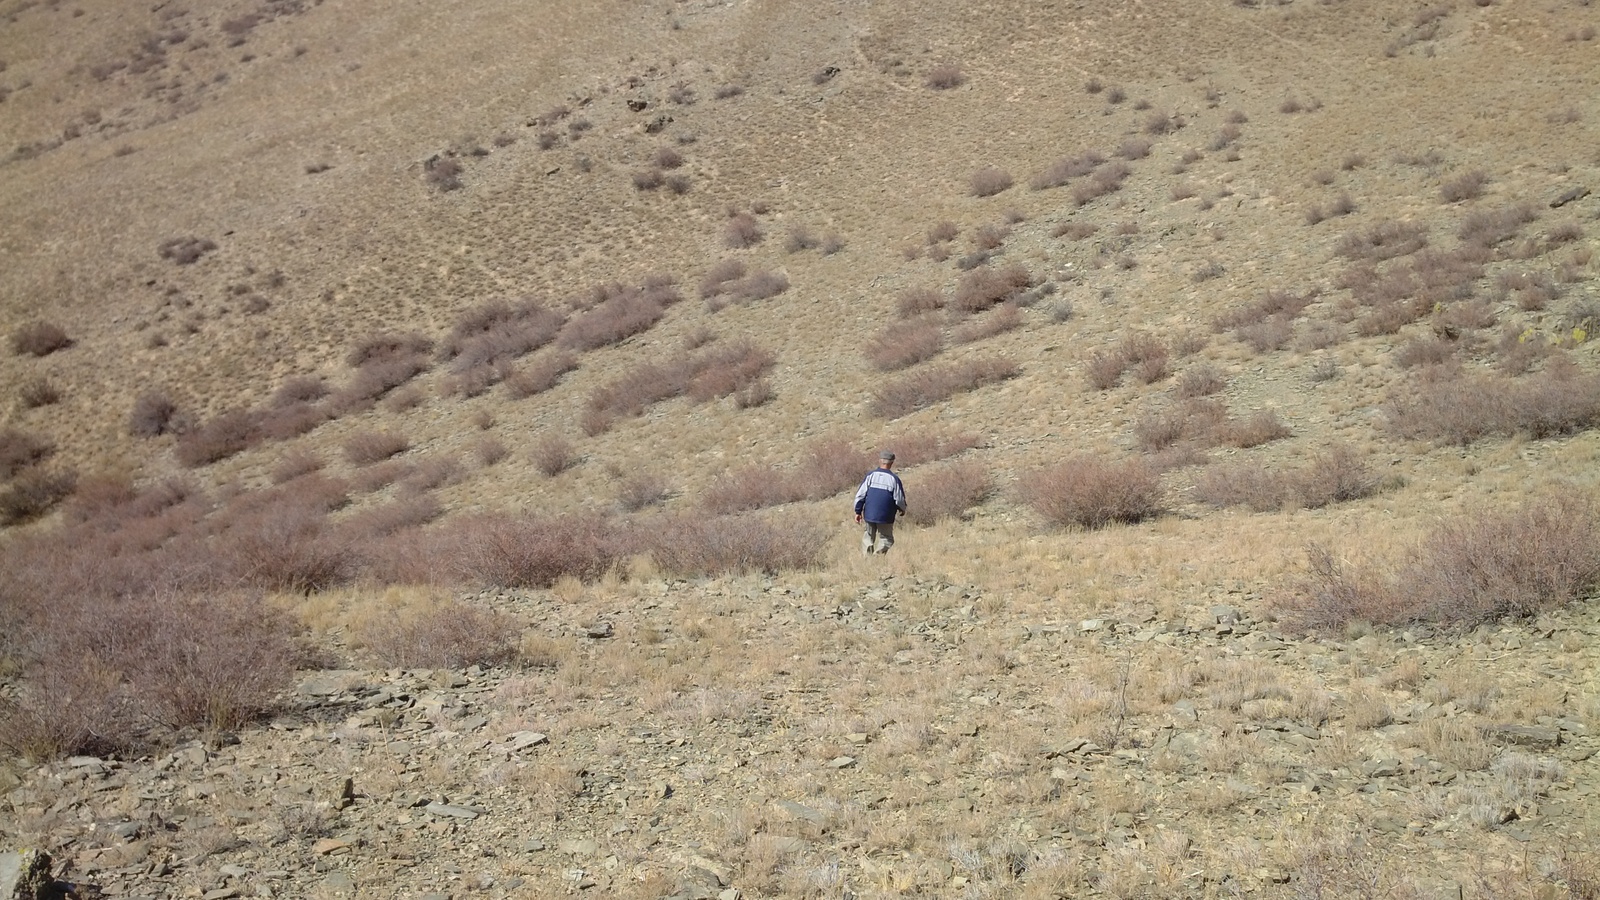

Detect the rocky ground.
xmin=5 ymin=572 xmax=1598 ymax=899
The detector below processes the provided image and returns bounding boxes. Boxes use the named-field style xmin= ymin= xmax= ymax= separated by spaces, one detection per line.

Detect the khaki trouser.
xmin=862 ymin=521 xmax=895 ymax=555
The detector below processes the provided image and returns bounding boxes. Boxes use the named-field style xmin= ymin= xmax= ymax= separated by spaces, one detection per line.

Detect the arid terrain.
xmin=3 ymin=0 xmax=1600 ymax=896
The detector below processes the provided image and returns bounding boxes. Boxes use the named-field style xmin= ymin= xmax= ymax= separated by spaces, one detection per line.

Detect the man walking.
xmin=854 ymin=450 xmax=907 ymax=555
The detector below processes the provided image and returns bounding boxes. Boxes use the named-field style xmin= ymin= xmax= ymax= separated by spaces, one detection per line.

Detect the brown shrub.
xmin=1123 ymin=333 xmax=1171 ymax=384
xmin=1070 ymin=162 xmax=1132 ymax=206
xmin=271 ymin=375 xmax=329 ymax=407
xmin=174 ymin=408 xmax=265 ymax=467
xmin=869 ymin=356 xmax=1020 ymax=418
xmin=358 ymin=600 xmax=520 ymax=668
xmin=726 ymin=269 xmax=790 ymax=304
xmin=951 ymin=303 xmax=1021 ymax=344
xmin=883 ymin=428 xmax=983 ymax=466
xmin=904 ymin=460 xmax=993 ymax=525
xmin=1393 ymin=336 xmax=1456 ymax=368
xmin=1218 ymin=409 xmax=1292 ymax=448
xmin=0 ymin=469 xmax=77 ymax=525
xmin=723 ymin=212 xmax=764 ymax=249
xmin=9 ymin=320 xmax=71 ymax=357
xmin=18 ymin=377 xmax=60 ymax=409
xmin=532 ymin=434 xmax=576 ymax=476
xmin=218 ymin=503 xmax=354 ymax=594
xmin=270 ymin=450 xmax=323 ymax=484
xmin=450 ymin=513 xmax=623 ymax=587
xmin=0 ymin=428 xmax=55 ymax=479
xmin=634 ymin=512 xmax=829 ymax=577
xmin=127 ymin=391 xmax=181 ymax=438
xmin=1457 ymin=202 xmax=1537 ymax=248
xmin=970 ymin=166 xmax=1014 ymax=197
xmin=348 ymin=332 xmax=433 ymax=368
xmin=687 ymin=340 xmax=777 ymax=402
xmin=632 ymin=167 xmax=665 ymax=190
xmin=927 ymin=221 xmax=959 ymax=243
xmin=1032 ymin=151 xmax=1102 ymax=190
xmin=1028 ymin=456 xmax=1163 ymax=529
xmin=1293 ymin=444 xmax=1380 ymax=508
xmin=1054 ymin=221 xmax=1099 ymax=240
xmin=1135 ymin=398 xmax=1227 ymax=452
xmin=1117 ymin=138 xmax=1152 ymax=160
xmin=1282 ymin=492 xmax=1600 ymax=631
xmin=1385 ymin=365 xmax=1600 ymax=444
xmin=865 ymin=320 xmax=943 ymax=371
xmin=325 ymin=355 xmax=429 ymax=415
xmin=1193 ymin=461 xmax=1292 ymax=512
xmin=558 ymin=289 xmax=666 ymax=351
xmin=156 ymin=236 xmax=218 ymax=265
xmin=424 ymin=156 xmax=463 ymax=191
xmin=343 ymin=429 xmax=410 ymax=466
xmin=401 ymin=456 xmax=464 ymax=496
xmin=1213 ymin=289 xmax=1316 ymax=331
xmin=952 ymin=264 xmax=1033 ymax=313
xmin=616 ymin=471 xmax=671 ymax=512
xmin=897 ymin=287 xmax=945 ymax=318
xmin=1235 ymin=317 xmax=1296 ymax=353
xmin=1174 ymin=364 xmax=1227 ymax=398
xmin=505 ymin=351 xmax=578 ymax=398
xmin=1336 ymin=220 xmax=1428 ymax=261
xmin=699 ymin=259 xmax=746 ymax=300
xmin=1440 ymin=169 xmax=1489 ymax=203
xmin=924 ymin=63 xmax=965 ymax=89
xmin=473 ymin=436 xmax=508 ymax=467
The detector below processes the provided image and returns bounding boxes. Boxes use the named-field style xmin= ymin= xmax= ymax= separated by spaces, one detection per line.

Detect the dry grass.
xmin=1386 ymin=362 xmax=1600 ymax=445
xmin=10 ymin=321 xmax=73 ymax=357
xmin=865 ymin=320 xmax=943 ymax=371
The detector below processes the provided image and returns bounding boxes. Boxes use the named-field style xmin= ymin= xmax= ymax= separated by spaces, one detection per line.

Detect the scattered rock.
xmin=0 ymin=849 xmax=55 ymax=900
xmin=1487 ymin=725 xmax=1560 ymax=748
xmin=423 ymin=802 xmax=484 ymax=820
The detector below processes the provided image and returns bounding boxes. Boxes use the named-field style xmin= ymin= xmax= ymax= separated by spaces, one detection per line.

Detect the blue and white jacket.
xmin=854 ymin=468 xmax=907 ymax=524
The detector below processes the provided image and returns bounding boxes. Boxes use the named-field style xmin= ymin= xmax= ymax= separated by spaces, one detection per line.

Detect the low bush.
xmin=532 ymin=434 xmax=576 ymax=476
xmin=952 ymin=264 xmax=1032 ymax=313
xmin=358 ymin=599 xmax=519 ymax=668
xmin=1386 ymin=364 xmax=1600 ymax=444
xmin=970 ymin=166 xmax=1014 ymax=197
xmin=905 ymin=460 xmax=992 ymax=525
xmin=349 ymin=332 xmax=433 ymax=368
xmin=951 ymin=303 xmax=1021 ymax=344
xmin=616 ymin=471 xmax=671 ymax=511
xmin=1174 ymin=364 xmax=1226 ymax=398
xmin=723 ymin=212 xmax=764 ymax=249
xmin=1440 ymin=169 xmax=1489 ymax=203
xmin=0 ymin=468 xmax=77 ymax=525
xmin=558 ymin=290 xmax=666 ymax=351
xmin=18 ymin=377 xmax=60 ymax=408
xmin=634 ymin=512 xmax=829 ymax=577
xmin=1134 ymin=398 xmax=1227 ymax=452
xmin=1197 ymin=445 xmax=1381 ymax=512
xmin=1457 ymin=202 xmax=1537 ymax=248
xmin=0 ymin=428 xmax=55 ymax=479
xmin=699 ymin=259 xmax=746 ymax=299
xmin=1213 ymin=289 xmax=1316 ymax=331
xmin=896 ymin=287 xmax=945 ymax=318
xmin=1218 ymin=409 xmax=1291 ymax=448
xmin=1336 ymin=220 xmax=1428 ymax=261
xmin=1281 ymin=492 xmax=1600 ymax=631
xmin=1070 ymin=162 xmax=1131 ymax=206
xmin=870 ymin=356 xmax=1020 ymax=418
xmin=173 ymin=408 xmax=265 ymax=468
xmin=343 ymin=429 xmax=409 ymax=465
xmin=1083 ymin=332 xmax=1170 ymax=389
xmin=271 ymin=450 xmax=323 ymax=484
xmin=725 ymin=269 xmax=789 ymax=304
xmin=271 ymin=375 xmax=329 ymax=407
xmin=450 ymin=513 xmax=624 ymax=587
xmin=11 ymin=321 xmax=73 ymax=357
xmin=505 ymin=351 xmax=578 ymax=398
xmin=924 ymin=63 xmax=965 ymax=89
xmin=1028 ymin=456 xmax=1163 ymax=529
xmin=865 ymin=320 xmax=943 ymax=371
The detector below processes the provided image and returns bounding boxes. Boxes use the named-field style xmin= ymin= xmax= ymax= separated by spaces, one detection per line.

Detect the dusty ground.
xmin=3 ymin=0 xmax=1600 ymax=895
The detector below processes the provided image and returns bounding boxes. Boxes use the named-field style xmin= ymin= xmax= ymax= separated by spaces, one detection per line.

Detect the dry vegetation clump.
xmin=558 ymin=281 xmax=675 ymax=351
xmin=0 ymin=591 xmax=297 ymax=759
xmin=1133 ymin=398 xmax=1227 ymax=452
xmin=448 ymin=513 xmax=624 ymax=587
xmin=865 ymin=319 xmax=943 ymax=371
xmin=869 ymin=356 xmax=1020 ymax=418
xmin=952 ymin=263 xmax=1033 ymax=313
xmin=357 ymin=598 xmax=520 ymax=668
xmin=0 ymin=469 xmax=77 ymax=525
xmin=1457 ymin=202 xmax=1538 ymax=249
xmin=423 ymin=156 xmax=463 ymax=191
xmin=630 ymin=512 xmax=829 ymax=577
xmin=1173 ymin=363 xmax=1227 ymax=398
xmin=1440 ymin=168 xmax=1489 ymax=203
xmin=699 ymin=258 xmax=746 ymax=300
xmin=504 ymin=351 xmax=579 ymax=399
xmin=0 ymin=427 xmax=55 ymax=479
xmin=1027 ymin=455 xmax=1163 ymax=529
xmin=173 ymin=408 xmax=265 ymax=468
xmin=721 ymin=269 xmax=790 ymax=305
xmin=1216 ymin=409 xmax=1292 ymax=448
xmin=343 ymin=429 xmax=409 ymax=466
xmin=1385 ymin=361 xmax=1600 ymax=444
xmin=1283 ymin=492 xmax=1600 ymax=631
xmin=969 ymin=166 xmax=1014 ymax=197
xmin=1070 ymin=161 xmax=1132 ymax=206
xmin=1213 ymin=289 xmax=1316 ymax=332
xmin=700 ymin=431 xmax=978 ymax=515
xmin=1084 ymin=332 xmax=1170 ymax=389
xmin=583 ymin=342 xmax=775 ymax=434
xmin=17 ymin=376 xmax=61 ymax=409
xmin=1336 ymin=220 xmax=1429 ymax=261
xmin=951 ymin=303 xmax=1021 ymax=344
xmin=10 ymin=321 xmax=72 ymax=357
xmin=723 ymin=212 xmax=764 ymax=249
xmin=896 ymin=286 xmax=945 ymax=318
xmin=1195 ymin=444 xmax=1378 ymax=512
xmin=532 ymin=434 xmax=576 ymax=476
xmin=924 ymin=62 xmax=965 ymax=89
xmin=271 ymin=374 xmax=329 ymax=407
xmin=155 ymin=236 xmax=217 ymax=265
xmin=615 ymin=470 xmax=671 ymax=512
xmin=904 ymin=459 xmax=993 ymax=525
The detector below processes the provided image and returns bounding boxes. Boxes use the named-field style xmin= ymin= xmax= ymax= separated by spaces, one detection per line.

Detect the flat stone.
xmin=311 ymin=839 xmax=351 ymax=856
xmin=1488 ymin=725 xmax=1560 ymax=748
xmin=423 ymin=802 xmax=483 ymax=820
xmin=507 ymin=732 xmax=549 ymax=752
xmin=323 ymin=871 xmax=357 ymax=895
xmin=558 ymin=838 xmax=599 ymax=857
xmin=828 ymin=756 xmax=856 ymax=769
xmin=1078 ymin=619 xmax=1104 ymax=632
xmin=773 ymin=799 xmax=826 ymax=824
xmin=202 ymin=889 xmax=240 ymax=900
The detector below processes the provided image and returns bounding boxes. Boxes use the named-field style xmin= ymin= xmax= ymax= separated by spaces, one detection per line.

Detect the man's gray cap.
xmin=879 ymin=450 xmax=896 ymax=460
